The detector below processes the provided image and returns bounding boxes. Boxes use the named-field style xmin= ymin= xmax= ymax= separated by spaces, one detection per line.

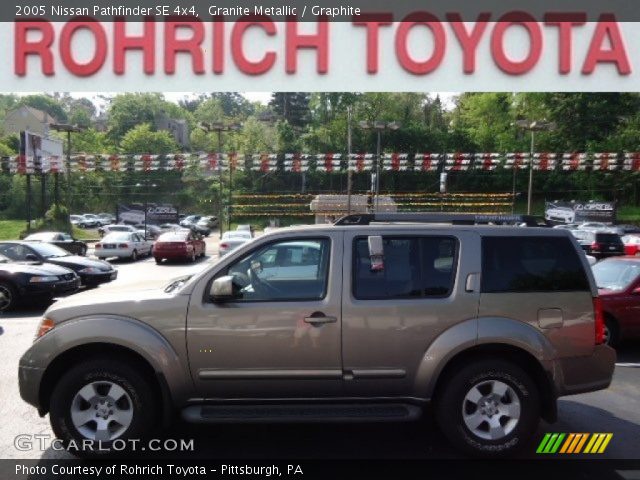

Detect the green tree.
xmin=120 ymin=124 xmax=177 ymax=154
xmin=269 ymin=93 xmax=310 ymax=128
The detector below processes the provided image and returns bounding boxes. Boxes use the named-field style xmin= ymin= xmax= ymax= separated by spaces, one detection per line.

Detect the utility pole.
xmin=346 ymin=106 xmax=352 ymax=214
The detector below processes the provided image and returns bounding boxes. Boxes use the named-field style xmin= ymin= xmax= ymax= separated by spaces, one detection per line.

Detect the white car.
xmin=219 ymin=230 xmax=252 ymax=256
xmin=545 ymin=207 xmax=575 ymax=224
xmin=95 ymin=232 xmax=153 ymax=261
xmin=118 ymin=210 xmax=146 ymax=225
xmin=578 ymin=222 xmax=609 ymax=232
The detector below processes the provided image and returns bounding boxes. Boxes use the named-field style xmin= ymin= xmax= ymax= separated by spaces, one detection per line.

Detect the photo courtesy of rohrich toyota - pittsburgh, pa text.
xmin=0 ymin=1 xmax=639 ymax=479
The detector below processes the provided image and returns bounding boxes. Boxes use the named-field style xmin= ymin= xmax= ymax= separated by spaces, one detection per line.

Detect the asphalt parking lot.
xmin=0 ymin=232 xmax=639 ymax=460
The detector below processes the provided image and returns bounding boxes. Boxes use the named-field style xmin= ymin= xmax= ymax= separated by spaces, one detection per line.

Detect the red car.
xmin=621 ymin=234 xmax=640 ymax=256
xmin=592 ymin=257 xmax=640 ymax=347
xmin=153 ymin=230 xmax=205 ymax=264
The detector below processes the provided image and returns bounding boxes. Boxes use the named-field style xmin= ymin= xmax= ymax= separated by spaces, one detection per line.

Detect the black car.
xmin=574 ymin=231 xmax=625 ymax=259
xmin=0 ymin=241 xmax=117 ymax=287
xmin=23 ymin=231 xmax=88 ymax=256
xmin=0 ymin=253 xmax=79 ymax=311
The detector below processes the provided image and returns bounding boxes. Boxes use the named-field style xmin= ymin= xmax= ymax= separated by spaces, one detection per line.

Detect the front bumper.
xmin=80 ymin=270 xmax=117 ymax=286
xmin=22 ymin=278 xmax=80 ymax=298
xmin=18 ymin=361 xmax=45 ymax=412
xmin=556 ymin=344 xmax=617 ymax=396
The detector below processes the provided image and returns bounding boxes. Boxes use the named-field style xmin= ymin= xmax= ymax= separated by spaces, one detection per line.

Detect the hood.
xmin=43 ymin=256 xmax=113 ymax=270
xmin=45 ymin=284 xmax=187 ymax=324
xmin=0 ymin=261 xmax=73 ymax=276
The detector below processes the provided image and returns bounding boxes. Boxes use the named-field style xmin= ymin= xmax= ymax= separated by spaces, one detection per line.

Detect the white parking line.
xmin=615 ymin=363 xmax=640 ymax=368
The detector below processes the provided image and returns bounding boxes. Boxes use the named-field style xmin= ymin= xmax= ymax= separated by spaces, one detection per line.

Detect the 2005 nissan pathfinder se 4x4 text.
xmin=19 ymin=213 xmax=616 ymax=456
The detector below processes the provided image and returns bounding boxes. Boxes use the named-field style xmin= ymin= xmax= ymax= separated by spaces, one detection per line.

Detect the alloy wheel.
xmin=70 ymin=381 xmax=134 ymax=441
xmin=462 ymin=380 xmax=521 ymax=441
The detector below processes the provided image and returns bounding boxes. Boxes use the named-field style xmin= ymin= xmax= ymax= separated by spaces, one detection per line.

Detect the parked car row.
xmin=0 ymin=241 xmax=117 ymax=312
xmin=180 ymin=215 xmax=219 ymax=236
xmin=70 ymin=213 xmax=115 ymax=229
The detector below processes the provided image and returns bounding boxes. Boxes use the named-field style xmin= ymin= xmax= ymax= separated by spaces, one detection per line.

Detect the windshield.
xmin=24 ymin=232 xmax=55 ymax=241
xmin=593 ymin=261 xmax=640 ymax=291
xmin=110 ymin=226 xmax=132 ymax=232
xmin=103 ymin=233 xmax=131 ymax=242
xmin=158 ymin=233 xmax=188 ymax=242
xmin=28 ymin=242 xmax=71 ymax=258
xmin=223 ymin=231 xmax=251 ymax=239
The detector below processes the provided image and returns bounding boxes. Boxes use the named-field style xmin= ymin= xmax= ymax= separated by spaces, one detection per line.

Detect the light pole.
xmin=514 ymin=120 xmax=556 ymax=215
xmin=135 ymin=181 xmax=157 ymax=236
xmin=50 ymin=123 xmax=87 ymax=213
xmin=359 ymin=120 xmax=400 ymax=212
xmin=199 ymin=122 xmax=240 ymax=236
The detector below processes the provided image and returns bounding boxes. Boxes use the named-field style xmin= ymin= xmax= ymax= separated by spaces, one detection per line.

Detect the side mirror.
xmin=210 ymin=275 xmax=239 ymax=302
xmin=367 ymin=235 xmax=384 ymax=272
xmin=25 ymin=253 xmax=39 ymax=261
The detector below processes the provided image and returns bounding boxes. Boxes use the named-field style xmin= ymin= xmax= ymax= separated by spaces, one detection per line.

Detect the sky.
xmin=11 ymin=91 xmax=457 ymax=115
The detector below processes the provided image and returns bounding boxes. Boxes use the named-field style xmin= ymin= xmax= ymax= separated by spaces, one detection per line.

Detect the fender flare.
xmin=25 ymin=315 xmax=193 ymax=406
xmin=415 ymin=317 xmax=557 ymax=399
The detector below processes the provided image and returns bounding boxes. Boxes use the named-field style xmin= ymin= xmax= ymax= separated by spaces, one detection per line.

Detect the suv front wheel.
xmin=435 ymin=359 xmax=540 ymax=456
xmin=49 ymin=358 xmax=156 ymax=456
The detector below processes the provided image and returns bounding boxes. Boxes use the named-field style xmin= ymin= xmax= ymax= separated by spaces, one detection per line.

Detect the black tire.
xmin=190 ymin=251 xmax=196 ymax=263
xmin=155 ymin=258 xmax=162 ymax=265
xmin=435 ymin=359 xmax=540 ymax=457
xmin=604 ymin=316 xmax=620 ymax=348
xmin=80 ymin=246 xmax=88 ymax=256
xmin=49 ymin=358 xmax=156 ymax=457
xmin=130 ymin=250 xmax=138 ymax=262
xmin=0 ymin=282 xmax=18 ymax=312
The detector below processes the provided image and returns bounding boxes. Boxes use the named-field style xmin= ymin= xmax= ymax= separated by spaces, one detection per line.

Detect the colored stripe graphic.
xmin=537 ymin=433 xmax=612 ymax=454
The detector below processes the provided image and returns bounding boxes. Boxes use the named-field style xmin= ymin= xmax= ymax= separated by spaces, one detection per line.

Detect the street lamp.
xmin=514 ymin=119 xmax=556 ymax=215
xmin=199 ymin=122 xmax=241 ymax=235
xmin=359 ymin=120 xmax=400 ymax=212
xmin=50 ymin=123 xmax=87 ymax=211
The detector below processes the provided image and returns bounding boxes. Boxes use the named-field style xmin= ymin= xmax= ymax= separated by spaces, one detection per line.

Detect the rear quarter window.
xmin=481 ymin=236 xmax=590 ymax=293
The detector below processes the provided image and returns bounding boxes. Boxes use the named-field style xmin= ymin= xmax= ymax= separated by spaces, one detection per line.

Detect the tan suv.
xmin=19 ymin=213 xmax=615 ymax=456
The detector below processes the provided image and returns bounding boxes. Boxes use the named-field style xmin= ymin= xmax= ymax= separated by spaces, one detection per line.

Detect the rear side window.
xmin=482 ymin=236 xmax=589 ymax=293
xmin=595 ymin=233 xmax=622 ymax=244
xmin=353 ymin=236 xmax=458 ymax=299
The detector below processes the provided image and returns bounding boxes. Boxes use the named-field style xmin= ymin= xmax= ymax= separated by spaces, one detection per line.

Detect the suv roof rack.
xmin=334 ymin=213 xmax=549 ymax=227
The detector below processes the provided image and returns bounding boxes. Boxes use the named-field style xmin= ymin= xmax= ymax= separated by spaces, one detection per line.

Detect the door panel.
xmin=187 ymin=232 xmax=343 ymax=399
xmin=341 ymin=230 xmax=481 ymax=397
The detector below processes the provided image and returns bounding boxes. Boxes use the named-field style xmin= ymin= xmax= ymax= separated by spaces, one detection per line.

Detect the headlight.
xmin=29 ymin=276 xmax=58 ymax=283
xmin=36 ymin=317 xmax=55 ymax=339
xmin=79 ymin=267 xmax=101 ymax=274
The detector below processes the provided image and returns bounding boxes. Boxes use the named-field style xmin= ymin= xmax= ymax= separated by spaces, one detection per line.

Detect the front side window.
xmin=353 ymin=236 xmax=458 ymax=300
xmin=225 ymin=239 xmax=330 ymax=302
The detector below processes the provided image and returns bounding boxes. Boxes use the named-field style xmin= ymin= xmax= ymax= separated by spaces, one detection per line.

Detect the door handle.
xmin=304 ymin=314 xmax=337 ymax=326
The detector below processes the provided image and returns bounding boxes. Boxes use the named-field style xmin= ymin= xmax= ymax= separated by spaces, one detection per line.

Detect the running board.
xmin=182 ymin=403 xmax=422 ymax=424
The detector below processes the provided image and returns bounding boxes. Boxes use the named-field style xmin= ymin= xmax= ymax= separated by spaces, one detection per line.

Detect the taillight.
xmin=95 ymin=244 xmax=101 ymax=249
xmin=591 ymin=242 xmax=601 ymax=251
xmin=118 ymin=243 xmax=128 ymax=248
xmin=220 ymin=243 xmax=228 ymax=249
xmin=593 ymin=297 xmax=605 ymax=345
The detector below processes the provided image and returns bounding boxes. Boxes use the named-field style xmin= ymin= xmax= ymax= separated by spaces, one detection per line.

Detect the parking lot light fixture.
xmin=359 ymin=120 xmax=401 ymax=212
xmin=514 ymin=119 xmax=556 ymax=214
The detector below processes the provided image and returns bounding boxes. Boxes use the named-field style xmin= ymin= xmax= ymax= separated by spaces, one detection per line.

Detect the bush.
xmin=18 ymin=204 xmax=71 ymax=238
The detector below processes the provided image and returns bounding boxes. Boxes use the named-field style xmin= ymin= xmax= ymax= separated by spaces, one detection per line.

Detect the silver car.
xmin=19 ymin=213 xmax=615 ymax=457
xmin=218 ymin=230 xmax=252 ymax=256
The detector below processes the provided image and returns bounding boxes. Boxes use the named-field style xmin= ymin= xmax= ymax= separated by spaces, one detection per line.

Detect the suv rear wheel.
xmin=49 ymin=358 xmax=156 ymax=456
xmin=435 ymin=359 xmax=540 ymax=456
